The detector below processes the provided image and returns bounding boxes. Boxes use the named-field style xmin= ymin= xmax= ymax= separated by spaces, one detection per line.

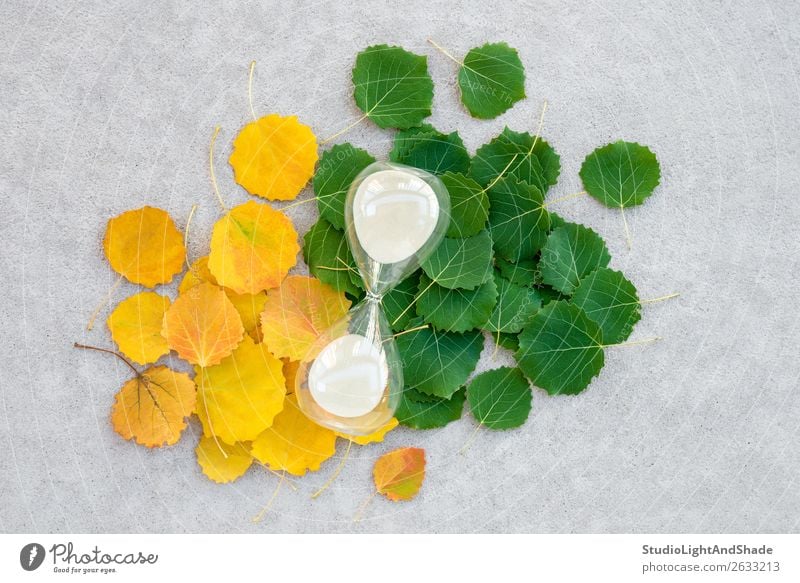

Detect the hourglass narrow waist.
xmin=364 ymin=291 xmax=383 ymax=302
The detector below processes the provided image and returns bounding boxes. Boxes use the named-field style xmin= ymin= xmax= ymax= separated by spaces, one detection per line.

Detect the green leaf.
xmin=421 ymin=230 xmax=493 ymax=290
xmin=303 ymin=219 xmax=362 ymax=296
xmin=313 ymin=144 xmax=375 ymax=230
xmin=572 ymin=268 xmax=641 ymax=344
xmin=394 ymin=130 xmax=470 ymax=175
xmin=483 ymin=273 xmax=541 ymax=333
xmin=458 ymin=42 xmax=525 ymax=119
xmin=404 ymin=387 xmax=440 ymax=403
xmin=495 ymin=256 xmax=540 ymax=287
xmin=396 ymin=388 xmax=465 ymax=429
xmin=396 ymin=327 xmax=483 ymax=398
xmin=416 ymin=273 xmax=498 ymax=333
xmin=467 ymin=367 xmax=532 ymax=429
xmin=516 ymin=300 xmax=605 ymax=395
xmin=345 ymin=288 xmax=366 ymax=304
xmin=533 ymin=139 xmax=561 ymax=188
xmin=580 ymin=141 xmax=661 ymax=207
xmin=494 ymin=332 xmax=520 ymax=352
xmin=548 ymin=212 xmax=567 ymax=231
xmin=390 ymin=124 xmax=436 ymax=161
xmin=352 ymin=45 xmax=434 ymax=129
xmin=470 ymin=127 xmax=560 ymax=191
xmin=537 ymin=285 xmax=565 ymax=305
xmin=441 ymin=172 xmax=489 ymax=238
xmin=488 ymin=178 xmax=550 ymax=262
xmin=383 ymin=271 xmax=421 ymax=332
xmin=539 ymin=223 xmax=611 ymax=295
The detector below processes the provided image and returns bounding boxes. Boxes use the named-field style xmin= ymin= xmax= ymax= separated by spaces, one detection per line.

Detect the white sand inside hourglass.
xmin=352 ymin=169 xmax=440 ymax=264
xmin=308 ymin=334 xmax=389 ymax=418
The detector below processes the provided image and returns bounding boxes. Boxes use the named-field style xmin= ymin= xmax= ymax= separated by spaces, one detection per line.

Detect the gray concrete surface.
xmin=1 ymin=0 xmax=799 ymax=533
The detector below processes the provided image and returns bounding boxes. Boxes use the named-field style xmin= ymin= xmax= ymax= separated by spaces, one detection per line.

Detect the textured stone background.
xmin=1 ymin=0 xmax=798 ymax=533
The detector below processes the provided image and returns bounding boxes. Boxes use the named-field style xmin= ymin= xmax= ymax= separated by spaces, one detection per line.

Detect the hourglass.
xmin=295 ymin=161 xmax=450 ymax=435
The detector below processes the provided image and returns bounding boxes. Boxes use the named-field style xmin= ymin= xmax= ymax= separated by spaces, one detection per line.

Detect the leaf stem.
xmin=459 ymin=422 xmax=483 ymax=454
xmin=252 ymin=471 xmax=285 ymax=523
xmin=426 ymin=38 xmax=463 ymax=66
xmin=73 ymin=342 xmax=140 ymax=377
xmin=390 ymin=324 xmax=429 ymax=339
xmin=320 ymin=114 xmax=368 ymax=145
xmin=336 ymin=256 xmax=361 ymax=277
xmin=86 ymin=275 xmax=123 ymax=330
xmin=248 ymin=60 xmax=257 ymax=122
xmin=392 ymin=275 xmax=438 ymax=326
xmin=209 ymin=126 xmax=227 ymax=212
xmin=530 ymin=99 xmax=548 ymax=151
xmin=196 ymin=374 xmax=230 ymax=459
xmin=353 ymin=490 xmax=378 ymax=523
xmin=602 ymin=336 xmax=662 ymax=349
xmin=492 ymin=99 xmax=547 ymax=184
xmin=262 ymin=465 xmax=298 ymax=490
xmin=312 ymin=256 xmax=360 ymax=278
xmin=183 ymin=204 xmax=198 ymax=270
xmin=480 ymin=153 xmax=519 ymax=193
xmin=640 ymin=292 xmax=680 ymax=304
xmin=279 ymin=197 xmax=316 ymax=211
xmin=620 ymin=204 xmax=632 ymax=249
xmin=543 ymin=190 xmax=587 ymax=208
xmin=490 ymin=331 xmax=502 ymax=360
xmin=311 ymin=440 xmax=351 ymax=499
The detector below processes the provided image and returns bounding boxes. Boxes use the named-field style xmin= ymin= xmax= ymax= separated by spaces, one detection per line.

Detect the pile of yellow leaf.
xmin=85 ymin=114 xmax=416 ymax=495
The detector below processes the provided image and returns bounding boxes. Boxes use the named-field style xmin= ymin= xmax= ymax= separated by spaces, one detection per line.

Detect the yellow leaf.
xmin=251 ymin=395 xmax=337 ymax=476
xmin=335 ymin=418 xmax=399 ymax=446
xmin=281 ymin=358 xmax=300 ymax=394
xmin=178 ymin=256 xmax=217 ymax=294
xmin=195 ymin=436 xmax=253 ymax=484
xmin=373 ymin=447 xmax=426 ymax=501
xmin=179 ymin=256 xmax=267 ymax=341
xmin=103 ymin=206 xmax=185 ymax=287
xmin=227 ymin=290 xmax=268 ymax=342
xmin=195 ymin=335 xmax=286 ymax=445
xmin=161 ymin=282 xmax=244 ymax=367
xmin=107 ymin=292 xmax=171 ymax=365
xmin=110 ymin=365 xmax=196 ymax=447
xmin=260 ymin=275 xmax=351 ymax=361
xmin=208 ymin=201 xmax=299 ymax=295
xmin=229 ymin=114 xmax=319 ymax=201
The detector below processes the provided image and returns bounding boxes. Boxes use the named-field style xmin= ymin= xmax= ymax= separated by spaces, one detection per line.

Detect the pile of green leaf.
xmin=305 ymin=43 xmax=662 ymax=431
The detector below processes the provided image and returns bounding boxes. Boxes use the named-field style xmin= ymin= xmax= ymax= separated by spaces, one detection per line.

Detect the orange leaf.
xmin=179 ymin=256 xmax=267 ymax=341
xmin=161 ymin=282 xmax=244 ymax=367
xmin=373 ymin=447 xmax=426 ymax=501
xmin=229 ymin=114 xmax=319 ymax=201
xmin=103 ymin=206 xmax=185 ymax=287
xmin=110 ymin=365 xmax=196 ymax=447
xmin=251 ymin=395 xmax=337 ymax=476
xmin=107 ymin=292 xmax=171 ymax=365
xmin=259 ymin=275 xmax=351 ymax=361
xmin=208 ymin=201 xmax=299 ymax=295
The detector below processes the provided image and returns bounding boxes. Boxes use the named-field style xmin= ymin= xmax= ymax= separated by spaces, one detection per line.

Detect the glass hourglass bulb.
xmin=295 ymin=162 xmax=450 ymax=435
